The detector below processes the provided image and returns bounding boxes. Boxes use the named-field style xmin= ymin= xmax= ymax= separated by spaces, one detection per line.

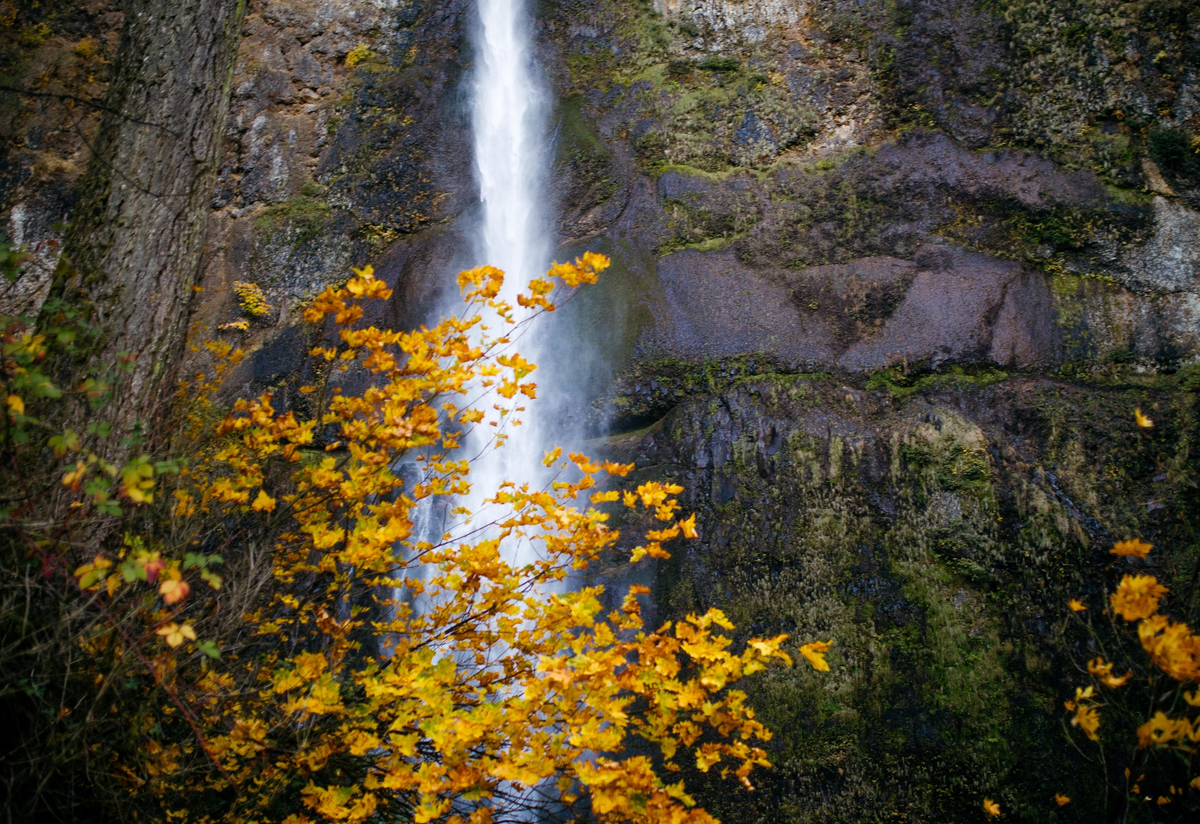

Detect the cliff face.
xmin=2 ymin=0 xmax=1199 ymax=820
xmin=537 ymin=0 xmax=1200 ymax=385
xmin=527 ymin=9 xmax=1200 ymax=813
xmin=599 ymin=374 xmax=1198 ymax=820
xmin=6 ymin=0 xmax=1197 ymax=386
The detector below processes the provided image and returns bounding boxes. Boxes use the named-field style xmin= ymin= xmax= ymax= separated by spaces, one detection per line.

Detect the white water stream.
xmin=454 ymin=0 xmax=557 ymax=550
xmin=398 ymin=8 xmax=578 ymax=814
xmin=402 ymin=0 xmax=561 ymax=601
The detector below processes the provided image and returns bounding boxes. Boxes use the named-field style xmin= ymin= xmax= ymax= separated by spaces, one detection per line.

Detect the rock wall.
xmin=1 ymin=0 xmax=474 ymax=396
xmin=547 ymin=1 xmax=1200 ymax=819
xmin=190 ymin=0 xmax=477 ymax=398
xmin=0 ymin=0 xmax=123 ymax=315
xmin=597 ymin=374 xmax=1199 ymax=820
xmin=538 ymin=0 xmax=1200 ymax=395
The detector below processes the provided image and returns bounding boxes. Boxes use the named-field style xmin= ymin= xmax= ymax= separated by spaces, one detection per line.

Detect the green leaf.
xmin=119 ymin=558 xmax=147 ymax=582
xmin=197 ymin=640 xmax=221 ymax=660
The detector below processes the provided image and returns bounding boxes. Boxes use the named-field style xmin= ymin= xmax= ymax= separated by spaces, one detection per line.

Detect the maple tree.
xmin=2 ymin=250 xmax=825 ymax=823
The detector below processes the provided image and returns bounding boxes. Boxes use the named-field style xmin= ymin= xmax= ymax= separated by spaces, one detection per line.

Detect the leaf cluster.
xmin=1 ymin=250 xmax=815 ymax=824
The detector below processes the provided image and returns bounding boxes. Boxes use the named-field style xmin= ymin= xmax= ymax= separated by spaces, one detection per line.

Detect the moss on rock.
xmin=593 ymin=374 xmax=1200 ymax=822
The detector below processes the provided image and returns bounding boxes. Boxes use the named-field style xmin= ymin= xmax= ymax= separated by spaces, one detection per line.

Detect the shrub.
xmin=1060 ymin=533 xmax=1200 ymax=819
xmin=1 ymin=250 xmax=816 ymax=823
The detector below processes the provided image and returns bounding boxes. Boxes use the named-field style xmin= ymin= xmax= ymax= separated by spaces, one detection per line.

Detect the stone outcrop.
xmin=596 ymin=374 xmax=1199 ymax=820
xmin=654 ymin=0 xmax=807 ymax=43
xmin=637 ymin=245 xmax=1060 ymax=373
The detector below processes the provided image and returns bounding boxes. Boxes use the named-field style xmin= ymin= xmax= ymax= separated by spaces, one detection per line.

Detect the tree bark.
xmin=57 ymin=0 xmax=247 ymax=440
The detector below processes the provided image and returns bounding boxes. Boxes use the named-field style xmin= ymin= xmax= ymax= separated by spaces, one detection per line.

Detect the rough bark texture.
xmin=60 ymin=0 xmax=247 ymax=436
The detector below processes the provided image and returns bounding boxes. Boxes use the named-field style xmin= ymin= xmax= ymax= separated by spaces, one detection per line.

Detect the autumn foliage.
xmin=1062 ymin=534 xmax=1200 ymax=816
xmin=1 ymin=252 xmax=820 ymax=823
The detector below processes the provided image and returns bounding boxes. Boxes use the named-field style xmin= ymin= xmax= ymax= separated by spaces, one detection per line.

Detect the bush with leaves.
xmin=2 ymin=247 xmax=830 ymax=823
xmin=1059 ymin=531 xmax=1200 ymax=820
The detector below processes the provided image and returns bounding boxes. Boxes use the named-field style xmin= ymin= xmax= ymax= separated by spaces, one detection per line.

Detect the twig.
xmin=0 ymin=83 xmax=182 ymax=138
xmin=10 ymin=522 xmax=240 ymax=794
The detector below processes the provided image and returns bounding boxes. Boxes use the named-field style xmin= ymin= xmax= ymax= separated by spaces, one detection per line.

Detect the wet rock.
xmin=0 ymin=180 xmax=73 ymax=316
xmin=638 ymin=245 xmax=1059 ymax=372
xmin=863 ymin=133 xmax=1110 ymax=211
xmin=595 ymin=374 xmax=1199 ymax=822
xmin=1122 ymin=197 xmax=1200 ymax=293
xmin=644 ymin=247 xmax=838 ymax=364
xmin=655 ymin=0 xmax=806 ymax=45
xmin=838 ymin=246 xmax=1059 ymax=371
xmin=240 ymin=114 xmax=296 ymax=203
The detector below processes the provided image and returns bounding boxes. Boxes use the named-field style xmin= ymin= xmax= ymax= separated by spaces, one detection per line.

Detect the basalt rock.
xmin=596 ymin=373 xmax=1200 ymax=821
xmin=636 ymin=244 xmax=1061 ymax=373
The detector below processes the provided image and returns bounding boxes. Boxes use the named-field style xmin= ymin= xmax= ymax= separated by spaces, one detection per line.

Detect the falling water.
xmin=455 ymin=0 xmax=556 ymax=547
xmin=401 ymin=7 xmax=573 ymax=814
xmin=399 ymin=0 xmax=559 ymax=608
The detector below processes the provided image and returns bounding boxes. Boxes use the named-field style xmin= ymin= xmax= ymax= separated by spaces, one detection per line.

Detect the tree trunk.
xmin=57 ymin=0 xmax=246 ymax=441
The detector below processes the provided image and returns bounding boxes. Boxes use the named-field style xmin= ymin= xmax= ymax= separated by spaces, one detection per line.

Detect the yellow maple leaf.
xmin=1070 ymin=703 xmax=1101 ymax=741
xmin=1111 ymin=539 xmax=1152 ymax=559
xmin=678 ymin=513 xmax=698 ymax=539
xmin=1111 ymin=574 xmax=1167 ymax=621
xmin=800 ymin=640 xmax=832 ymax=672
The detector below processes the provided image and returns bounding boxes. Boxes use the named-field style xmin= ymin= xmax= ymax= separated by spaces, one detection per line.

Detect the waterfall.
xmin=400 ymin=0 xmax=561 ymax=610
xmin=395 ymin=7 xmax=580 ymax=816
xmin=455 ymin=0 xmax=556 ymax=550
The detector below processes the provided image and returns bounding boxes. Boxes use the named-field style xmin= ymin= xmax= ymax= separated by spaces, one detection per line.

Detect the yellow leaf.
xmin=800 ymin=640 xmax=832 ymax=672
xmin=1135 ymin=408 xmax=1154 ymax=428
xmin=1070 ymin=702 xmax=1101 ymax=741
xmin=1087 ymin=657 xmax=1131 ymax=688
xmin=252 ymin=489 xmax=277 ymax=512
xmin=156 ymin=622 xmax=197 ymax=648
xmin=1111 ymin=574 xmax=1167 ymax=621
xmin=983 ymin=798 xmax=1001 ymax=817
xmin=678 ymin=513 xmax=698 ymax=539
xmin=160 ymin=577 xmax=191 ymax=605
xmin=6 ymin=394 xmax=24 ymax=415
xmin=1110 ymin=539 xmax=1152 ymax=559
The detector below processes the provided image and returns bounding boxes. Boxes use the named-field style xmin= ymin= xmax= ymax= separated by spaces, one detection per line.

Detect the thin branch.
xmin=0 ymin=83 xmax=183 ymax=138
